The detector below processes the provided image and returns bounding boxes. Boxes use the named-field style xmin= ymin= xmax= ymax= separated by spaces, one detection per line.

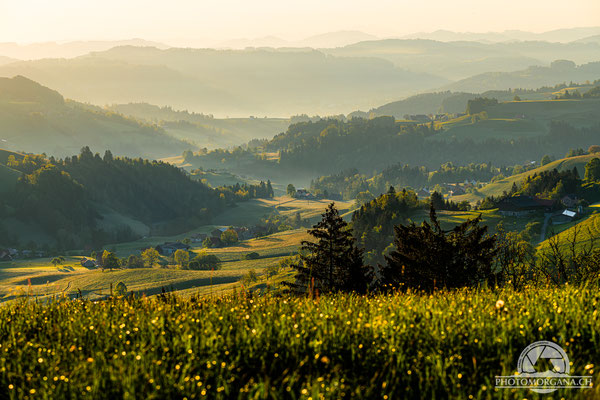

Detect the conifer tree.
xmin=381 ymin=204 xmax=497 ymax=291
xmin=285 ymin=203 xmax=372 ymax=293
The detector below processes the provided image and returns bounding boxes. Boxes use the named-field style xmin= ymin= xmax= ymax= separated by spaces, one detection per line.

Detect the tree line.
xmin=286 ymin=200 xmax=600 ymax=294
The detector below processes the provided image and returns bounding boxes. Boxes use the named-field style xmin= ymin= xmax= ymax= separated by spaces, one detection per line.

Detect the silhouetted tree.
xmin=380 ymin=204 xmax=497 ymax=291
xmin=285 ymin=203 xmax=372 ymax=293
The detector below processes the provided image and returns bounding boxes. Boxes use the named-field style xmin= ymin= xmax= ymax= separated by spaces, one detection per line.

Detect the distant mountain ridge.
xmin=0 ymin=39 xmax=170 ymax=60
xmin=442 ymin=61 xmax=600 ymax=93
xmin=0 ymin=46 xmax=448 ymax=116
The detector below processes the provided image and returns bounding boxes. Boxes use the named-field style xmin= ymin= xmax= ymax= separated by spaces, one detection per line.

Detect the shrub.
xmin=188 ymin=254 xmax=221 ymax=270
xmin=243 ymin=252 xmax=260 ymax=260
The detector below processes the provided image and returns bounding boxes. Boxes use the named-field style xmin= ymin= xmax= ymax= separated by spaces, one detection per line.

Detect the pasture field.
xmin=432 ymin=99 xmax=600 ymax=143
xmin=0 ymin=285 xmax=598 ymax=399
xmin=453 ymin=153 xmax=598 ymax=204
xmin=0 ymin=197 xmax=352 ymax=302
xmin=539 ymin=212 xmax=600 ymax=251
xmin=0 ymin=228 xmax=307 ymax=303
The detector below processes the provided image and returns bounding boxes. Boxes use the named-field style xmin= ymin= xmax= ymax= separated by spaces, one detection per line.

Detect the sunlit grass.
xmin=0 ymin=285 xmax=598 ymax=399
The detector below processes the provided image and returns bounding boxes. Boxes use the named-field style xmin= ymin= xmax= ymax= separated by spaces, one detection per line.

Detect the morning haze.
xmin=1 ymin=1 xmax=600 ymax=399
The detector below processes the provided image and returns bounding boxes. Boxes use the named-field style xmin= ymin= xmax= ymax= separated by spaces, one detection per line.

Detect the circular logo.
xmin=516 ymin=340 xmax=570 ymax=393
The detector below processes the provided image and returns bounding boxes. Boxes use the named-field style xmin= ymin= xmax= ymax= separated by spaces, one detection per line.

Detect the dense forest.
xmin=184 ymin=116 xmax=600 ymax=183
xmin=0 ymin=147 xmax=223 ymax=249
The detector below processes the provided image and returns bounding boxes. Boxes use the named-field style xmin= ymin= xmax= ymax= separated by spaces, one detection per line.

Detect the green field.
xmin=454 ymin=153 xmax=598 ymax=204
xmin=433 ymin=99 xmax=600 ymax=142
xmin=0 ymin=197 xmax=355 ymax=302
xmin=0 ymin=229 xmax=306 ymax=302
xmin=0 ymin=285 xmax=598 ymax=399
xmin=539 ymin=212 xmax=600 ymax=251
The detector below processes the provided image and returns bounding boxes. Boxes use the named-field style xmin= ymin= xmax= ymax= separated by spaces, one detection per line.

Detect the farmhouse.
xmin=191 ymin=233 xmax=207 ymax=243
xmin=80 ymin=258 xmax=98 ymax=268
xmin=155 ymin=242 xmax=191 ymax=256
xmin=561 ymin=194 xmax=579 ymax=208
xmin=296 ymin=188 xmax=315 ymax=199
xmin=0 ymin=250 xmax=12 ymax=262
xmin=211 ymin=228 xmax=228 ymax=238
xmin=497 ymin=196 xmax=556 ymax=217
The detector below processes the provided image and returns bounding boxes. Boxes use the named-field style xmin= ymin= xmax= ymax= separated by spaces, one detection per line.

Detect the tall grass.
xmin=0 ymin=285 xmax=598 ymax=399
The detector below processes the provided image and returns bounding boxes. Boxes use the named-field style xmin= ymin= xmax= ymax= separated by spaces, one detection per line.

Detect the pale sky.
xmin=1 ymin=0 xmax=599 ymax=46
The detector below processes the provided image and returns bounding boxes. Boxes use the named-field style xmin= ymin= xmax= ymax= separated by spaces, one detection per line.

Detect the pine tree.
xmin=285 ymin=203 xmax=372 ymax=293
xmin=381 ymin=204 xmax=497 ymax=291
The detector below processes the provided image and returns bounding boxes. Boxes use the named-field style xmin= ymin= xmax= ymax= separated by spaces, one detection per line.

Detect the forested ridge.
xmin=185 ymin=117 xmax=600 ymax=180
xmin=0 ymin=147 xmax=223 ymax=249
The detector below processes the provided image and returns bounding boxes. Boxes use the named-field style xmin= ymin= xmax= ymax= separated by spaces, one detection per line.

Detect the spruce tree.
xmin=285 ymin=203 xmax=372 ymax=293
xmin=381 ymin=204 xmax=497 ymax=291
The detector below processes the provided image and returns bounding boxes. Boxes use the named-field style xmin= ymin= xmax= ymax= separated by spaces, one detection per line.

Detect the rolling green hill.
xmin=454 ymin=154 xmax=598 ymax=203
xmin=0 ymin=76 xmax=190 ymax=158
xmin=538 ymin=212 xmax=600 ymax=251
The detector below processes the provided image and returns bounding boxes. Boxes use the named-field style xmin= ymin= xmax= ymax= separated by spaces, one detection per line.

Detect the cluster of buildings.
xmin=0 ymin=248 xmax=46 ymax=262
xmin=154 ymin=226 xmax=260 ymax=255
xmin=497 ymin=194 xmax=583 ymax=224
xmin=417 ymin=182 xmax=474 ymax=198
xmin=403 ymin=113 xmax=466 ymax=123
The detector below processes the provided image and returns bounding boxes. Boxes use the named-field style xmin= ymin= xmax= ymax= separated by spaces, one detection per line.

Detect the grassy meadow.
xmin=0 ymin=285 xmax=598 ymax=399
xmin=0 ymin=197 xmax=355 ymax=302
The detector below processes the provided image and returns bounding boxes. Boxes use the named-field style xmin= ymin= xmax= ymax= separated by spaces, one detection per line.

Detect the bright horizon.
xmin=1 ymin=0 xmax=599 ymax=46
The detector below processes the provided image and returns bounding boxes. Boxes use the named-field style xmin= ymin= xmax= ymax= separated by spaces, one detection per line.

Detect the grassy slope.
xmin=433 ymin=99 xmax=600 ymax=142
xmin=453 ymin=153 xmax=598 ymax=204
xmin=538 ymin=211 xmax=600 ymax=251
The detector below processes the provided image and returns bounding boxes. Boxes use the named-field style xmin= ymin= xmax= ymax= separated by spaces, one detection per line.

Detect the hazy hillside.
xmin=576 ymin=34 xmax=600 ymax=44
xmin=220 ymin=30 xmax=378 ymax=49
xmin=351 ymin=91 xmax=477 ymax=118
xmin=325 ymin=39 xmax=600 ymax=80
xmin=0 ymin=76 xmax=190 ymax=158
xmin=0 ymin=39 xmax=169 ymax=60
xmin=443 ymin=61 xmax=600 ymax=93
xmin=402 ymin=27 xmax=600 ymax=43
xmin=0 ymin=56 xmax=18 ymax=66
xmin=107 ymin=103 xmax=290 ymax=148
xmin=0 ymin=46 xmax=448 ymax=116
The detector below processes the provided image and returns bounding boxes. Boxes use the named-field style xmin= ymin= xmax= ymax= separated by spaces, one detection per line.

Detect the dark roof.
xmin=498 ymin=196 xmax=555 ymax=211
xmin=157 ymin=242 xmax=190 ymax=250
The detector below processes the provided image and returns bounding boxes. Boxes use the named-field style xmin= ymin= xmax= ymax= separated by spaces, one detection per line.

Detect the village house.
xmin=191 ymin=233 xmax=208 ymax=243
xmin=155 ymin=242 xmax=191 ymax=256
xmin=561 ymin=194 xmax=579 ymax=208
xmin=445 ymin=184 xmax=466 ymax=196
xmin=296 ymin=188 xmax=316 ymax=199
xmin=497 ymin=196 xmax=556 ymax=217
xmin=0 ymin=249 xmax=12 ymax=262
